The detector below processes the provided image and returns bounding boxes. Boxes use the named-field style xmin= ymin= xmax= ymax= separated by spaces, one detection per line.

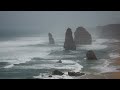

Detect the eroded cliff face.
xmin=48 ymin=33 xmax=55 ymax=44
xmin=64 ymin=28 xmax=76 ymax=50
xmin=97 ymin=24 xmax=120 ymax=39
xmin=74 ymin=27 xmax=92 ymax=45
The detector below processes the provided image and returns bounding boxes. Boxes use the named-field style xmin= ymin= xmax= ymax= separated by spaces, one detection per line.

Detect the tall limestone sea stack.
xmin=74 ymin=27 xmax=92 ymax=45
xmin=64 ymin=28 xmax=76 ymax=50
xmin=48 ymin=33 xmax=55 ymax=44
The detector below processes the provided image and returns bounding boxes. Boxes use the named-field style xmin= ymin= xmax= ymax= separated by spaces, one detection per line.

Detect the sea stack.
xmin=48 ymin=33 xmax=55 ymax=44
xmin=74 ymin=27 xmax=92 ymax=45
xmin=64 ymin=28 xmax=76 ymax=50
xmin=86 ymin=50 xmax=97 ymax=60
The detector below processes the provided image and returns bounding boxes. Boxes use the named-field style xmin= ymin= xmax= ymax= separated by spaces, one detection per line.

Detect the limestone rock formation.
xmin=86 ymin=50 xmax=97 ymax=60
xmin=74 ymin=27 xmax=92 ymax=45
xmin=64 ymin=28 xmax=76 ymax=50
xmin=52 ymin=70 xmax=64 ymax=75
xmin=57 ymin=60 xmax=62 ymax=63
xmin=48 ymin=33 xmax=55 ymax=44
xmin=48 ymin=75 xmax=52 ymax=77
xmin=68 ymin=72 xmax=85 ymax=76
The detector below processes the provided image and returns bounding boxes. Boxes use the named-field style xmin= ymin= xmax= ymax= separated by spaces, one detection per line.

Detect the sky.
xmin=0 ymin=11 xmax=120 ymax=37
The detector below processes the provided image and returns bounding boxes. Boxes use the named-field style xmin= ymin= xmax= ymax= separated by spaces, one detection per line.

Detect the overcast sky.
xmin=0 ymin=11 xmax=120 ymax=37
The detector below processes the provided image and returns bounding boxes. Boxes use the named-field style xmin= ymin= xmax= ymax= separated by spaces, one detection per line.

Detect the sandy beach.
xmin=102 ymin=57 xmax=120 ymax=79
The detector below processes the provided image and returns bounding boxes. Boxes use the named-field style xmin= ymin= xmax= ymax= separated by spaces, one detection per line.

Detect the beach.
xmin=77 ymin=56 xmax=120 ymax=79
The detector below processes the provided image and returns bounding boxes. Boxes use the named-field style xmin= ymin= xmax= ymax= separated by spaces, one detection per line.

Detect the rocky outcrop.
xmin=64 ymin=28 xmax=76 ymax=50
xmin=97 ymin=24 xmax=120 ymax=39
xmin=86 ymin=50 xmax=97 ymax=60
xmin=74 ymin=27 xmax=92 ymax=45
xmin=48 ymin=75 xmax=52 ymax=77
xmin=57 ymin=60 xmax=62 ymax=63
xmin=52 ymin=70 xmax=64 ymax=75
xmin=48 ymin=33 xmax=55 ymax=44
xmin=68 ymin=72 xmax=85 ymax=76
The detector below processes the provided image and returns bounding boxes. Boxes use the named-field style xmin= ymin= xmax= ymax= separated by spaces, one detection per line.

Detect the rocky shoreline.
xmin=76 ymin=57 xmax=120 ymax=79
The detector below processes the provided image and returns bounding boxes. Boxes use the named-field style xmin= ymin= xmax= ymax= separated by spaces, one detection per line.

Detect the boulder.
xmin=52 ymin=70 xmax=64 ymax=75
xmin=74 ymin=27 xmax=92 ymax=45
xmin=86 ymin=50 xmax=97 ymax=60
xmin=48 ymin=75 xmax=52 ymax=77
xmin=57 ymin=60 xmax=62 ymax=63
xmin=48 ymin=33 xmax=55 ymax=44
xmin=64 ymin=28 xmax=76 ymax=50
xmin=68 ymin=72 xmax=85 ymax=76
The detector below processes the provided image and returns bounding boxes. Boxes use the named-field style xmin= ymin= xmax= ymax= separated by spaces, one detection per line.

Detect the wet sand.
xmin=110 ymin=57 xmax=120 ymax=65
xmin=102 ymin=57 xmax=120 ymax=79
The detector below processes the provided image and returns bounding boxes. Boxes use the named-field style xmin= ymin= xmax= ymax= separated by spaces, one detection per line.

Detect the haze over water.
xmin=0 ymin=11 xmax=120 ymax=79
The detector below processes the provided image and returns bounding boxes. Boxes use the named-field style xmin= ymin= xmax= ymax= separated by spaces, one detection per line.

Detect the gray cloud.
xmin=0 ymin=11 xmax=120 ymax=38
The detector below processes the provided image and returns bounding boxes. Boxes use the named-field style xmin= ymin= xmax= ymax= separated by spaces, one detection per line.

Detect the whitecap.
xmin=109 ymin=53 xmax=120 ymax=59
xmin=14 ymin=60 xmax=83 ymax=72
xmin=33 ymin=73 xmax=73 ymax=79
xmin=32 ymin=60 xmax=83 ymax=79
xmin=91 ymin=59 xmax=117 ymax=73
xmin=4 ymin=64 xmax=14 ymax=68
xmin=2 ymin=57 xmax=31 ymax=69
xmin=78 ymin=44 xmax=107 ymax=50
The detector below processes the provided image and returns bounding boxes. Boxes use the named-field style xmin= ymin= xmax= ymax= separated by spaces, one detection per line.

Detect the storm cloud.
xmin=0 ymin=11 xmax=120 ymax=38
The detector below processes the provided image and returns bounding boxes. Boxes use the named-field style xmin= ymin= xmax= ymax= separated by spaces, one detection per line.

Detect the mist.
xmin=0 ymin=11 xmax=120 ymax=38
xmin=1 ymin=11 xmax=120 ymax=79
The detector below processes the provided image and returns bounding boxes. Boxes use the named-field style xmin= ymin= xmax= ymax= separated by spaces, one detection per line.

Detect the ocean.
xmin=0 ymin=36 xmax=120 ymax=79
